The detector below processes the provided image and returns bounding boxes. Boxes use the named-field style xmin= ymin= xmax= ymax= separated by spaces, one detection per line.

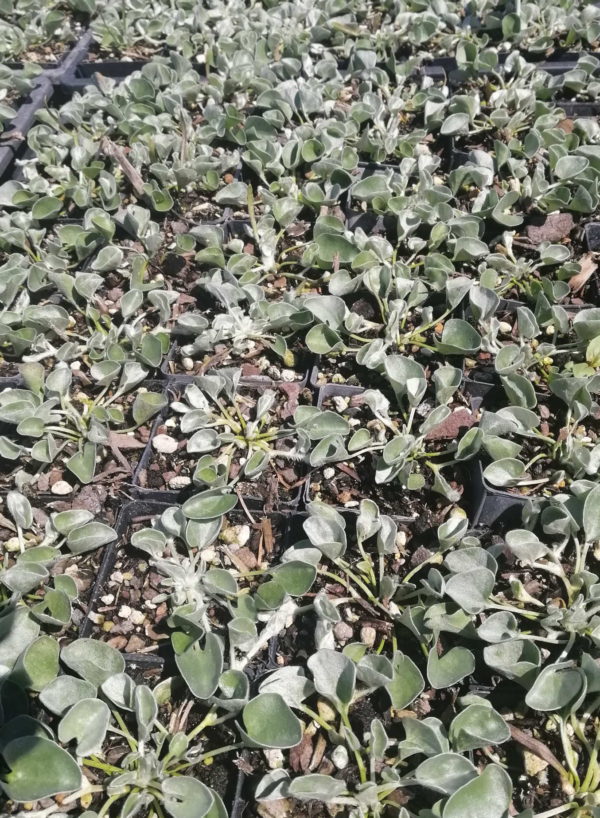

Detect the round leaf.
xmin=242 ymin=693 xmax=302 ymax=749
xmin=1 ymin=736 xmax=81 ymax=801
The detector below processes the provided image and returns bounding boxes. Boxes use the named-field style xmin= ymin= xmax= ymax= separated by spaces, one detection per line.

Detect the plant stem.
xmin=186 ymin=705 xmax=218 ymax=741
xmin=299 ymin=704 xmax=335 ymax=733
xmin=84 ymin=756 xmax=124 ymax=775
xmin=580 ymin=720 xmax=600 ymax=793
xmin=153 ymin=798 xmax=167 ymax=818
xmin=341 ymin=710 xmax=368 ymax=784
xmin=97 ymin=792 xmax=127 ymax=818
xmin=112 ymin=710 xmax=138 ymax=752
xmin=557 ymin=715 xmax=580 ymax=789
xmin=168 ymin=742 xmax=243 ymax=772
xmin=534 ymin=805 xmax=578 ymax=818
xmin=557 ymin=631 xmax=576 ymax=662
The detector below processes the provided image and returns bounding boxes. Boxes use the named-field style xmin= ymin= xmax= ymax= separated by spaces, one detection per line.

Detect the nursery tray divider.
xmin=163 ymin=350 xmax=312 ymax=389
xmin=0 ymin=74 xmax=53 ymax=182
xmin=558 ymin=100 xmax=600 ymax=117
xmin=471 ymin=459 xmax=528 ymax=529
xmin=44 ymin=30 xmax=94 ymax=85
xmin=78 ymin=498 xmax=173 ymax=643
xmin=584 ymin=221 xmax=600 ymax=252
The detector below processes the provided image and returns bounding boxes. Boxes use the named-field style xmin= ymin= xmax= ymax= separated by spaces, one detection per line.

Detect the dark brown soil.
xmin=0 ymin=385 xmax=163 ymax=492
xmin=85 ymin=510 xmax=288 ymax=655
xmin=137 ymin=384 xmax=313 ymax=507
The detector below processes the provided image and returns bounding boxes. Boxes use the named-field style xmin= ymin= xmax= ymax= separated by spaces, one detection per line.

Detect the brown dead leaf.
xmin=100 ymin=137 xmax=145 ymax=197
xmin=569 ymin=252 xmax=597 ymax=293
xmin=278 ymin=382 xmax=301 ymax=420
xmin=410 ymin=546 xmax=433 ymax=567
xmin=309 ymin=734 xmax=327 ymax=771
xmin=424 ymin=408 xmax=476 ymax=441
xmin=285 ymin=221 xmax=310 ymax=238
xmin=71 ymin=484 xmax=108 ymax=515
xmin=233 ymin=547 xmax=258 ymax=570
xmin=525 ymin=213 xmax=575 ymax=244
xmin=337 ymin=462 xmax=361 ymax=481
xmin=108 ymin=433 xmax=146 ymax=450
xmin=557 ymin=118 xmax=575 ymax=134
xmin=261 ymin=517 xmax=274 ymax=555
xmin=222 ymin=545 xmax=255 ymax=573
xmin=290 ymin=731 xmax=313 ymax=772
xmin=509 ymin=725 xmax=567 ymax=777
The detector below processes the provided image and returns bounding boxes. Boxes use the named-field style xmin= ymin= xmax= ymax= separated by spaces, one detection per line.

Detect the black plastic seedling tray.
xmin=559 ymin=101 xmax=600 ymax=117
xmin=162 ymin=344 xmax=312 ymax=388
xmin=131 ymin=379 xmax=307 ymax=509
xmin=80 ymin=498 xmax=291 ymax=655
xmin=44 ymin=31 xmax=94 ymax=84
xmin=0 ymin=75 xmax=53 ymax=181
xmin=84 ymin=496 xmax=286 ymax=818
xmin=74 ymin=59 xmax=148 ymax=78
xmin=471 ymin=460 xmax=527 ymax=529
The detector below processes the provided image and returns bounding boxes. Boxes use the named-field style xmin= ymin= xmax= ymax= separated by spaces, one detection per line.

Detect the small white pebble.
xmin=118 ymin=605 xmax=132 ymax=619
xmin=333 ymin=622 xmax=353 ymax=644
xmin=51 ymin=481 xmax=73 ymax=496
xmin=88 ymin=611 xmax=104 ymax=625
xmin=169 ymin=476 xmax=192 ymax=489
xmin=152 ymin=434 xmax=178 ymax=454
xmin=344 ymin=500 xmax=359 ymax=508
xmin=360 ymin=626 xmax=377 ymax=647
xmin=4 ymin=537 xmax=20 ymax=552
xmin=332 ymin=745 xmax=349 ymax=770
xmin=182 ymin=357 xmax=194 ymax=371
xmin=332 ymin=396 xmax=349 ymax=413
xmin=131 ymin=610 xmax=146 ymax=625
xmin=100 ymin=594 xmax=114 ymax=605
xmin=220 ymin=524 xmax=251 ymax=548
xmin=281 ymin=369 xmax=296 ymax=382
xmin=264 ymin=749 xmax=284 ymax=769
xmin=323 ymin=467 xmax=335 ymax=480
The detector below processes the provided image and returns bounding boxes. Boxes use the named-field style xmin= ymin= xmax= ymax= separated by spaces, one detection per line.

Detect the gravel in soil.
xmin=85 ymin=510 xmax=288 ymax=657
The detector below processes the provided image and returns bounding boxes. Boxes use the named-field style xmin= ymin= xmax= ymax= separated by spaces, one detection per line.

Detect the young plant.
xmin=0 ymin=361 xmax=166 ymax=485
